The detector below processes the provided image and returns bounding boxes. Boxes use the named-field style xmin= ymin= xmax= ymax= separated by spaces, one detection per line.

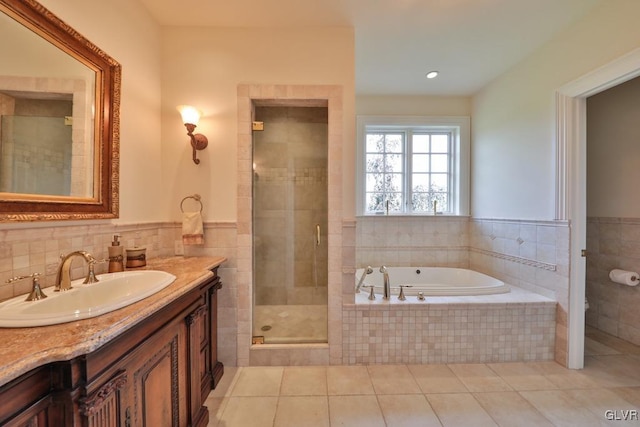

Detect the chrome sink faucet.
xmin=380 ymin=265 xmax=391 ymax=300
xmin=55 ymin=250 xmax=98 ymax=291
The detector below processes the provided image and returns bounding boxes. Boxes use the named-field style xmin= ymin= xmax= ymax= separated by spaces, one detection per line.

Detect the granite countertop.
xmin=0 ymin=255 xmax=226 ymax=388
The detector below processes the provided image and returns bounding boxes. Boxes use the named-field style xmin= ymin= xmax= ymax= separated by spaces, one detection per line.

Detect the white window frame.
xmin=356 ymin=115 xmax=470 ymax=216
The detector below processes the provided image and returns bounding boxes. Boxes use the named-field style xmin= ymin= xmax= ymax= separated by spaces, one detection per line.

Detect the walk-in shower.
xmin=252 ymin=105 xmax=328 ymax=344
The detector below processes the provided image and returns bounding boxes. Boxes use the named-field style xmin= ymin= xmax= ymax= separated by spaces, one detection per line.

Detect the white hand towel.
xmin=182 ymin=211 xmax=204 ymax=245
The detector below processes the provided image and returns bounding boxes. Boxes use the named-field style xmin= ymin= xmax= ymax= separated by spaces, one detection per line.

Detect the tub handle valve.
xmin=417 ymin=291 xmax=425 ymax=302
xmin=398 ymin=285 xmax=412 ymax=301
xmin=363 ymin=285 xmax=376 ymax=300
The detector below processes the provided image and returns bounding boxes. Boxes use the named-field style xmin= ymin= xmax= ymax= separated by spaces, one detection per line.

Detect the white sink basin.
xmin=0 ymin=270 xmax=176 ymax=327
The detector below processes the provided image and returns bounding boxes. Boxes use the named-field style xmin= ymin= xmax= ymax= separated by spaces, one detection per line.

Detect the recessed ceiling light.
xmin=426 ymin=71 xmax=439 ymax=79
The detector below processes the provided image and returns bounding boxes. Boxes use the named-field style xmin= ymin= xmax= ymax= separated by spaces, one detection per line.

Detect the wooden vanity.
xmin=0 ymin=256 xmax=225 ymax=427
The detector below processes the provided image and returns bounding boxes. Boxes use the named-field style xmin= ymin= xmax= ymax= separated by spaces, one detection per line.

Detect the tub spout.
xmin=355 ymin=266 xmax=373 ymax=293
xmin=380 ymin=265 xmax=390 ymax=300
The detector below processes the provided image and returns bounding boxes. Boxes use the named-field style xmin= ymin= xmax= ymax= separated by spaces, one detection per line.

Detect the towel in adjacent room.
xmin=182 ymin=211 xmax=204 ymax=245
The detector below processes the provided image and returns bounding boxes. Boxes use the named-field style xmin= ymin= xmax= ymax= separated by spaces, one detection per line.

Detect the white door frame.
xmin=557 ymin=47 xmax=640 ymax=369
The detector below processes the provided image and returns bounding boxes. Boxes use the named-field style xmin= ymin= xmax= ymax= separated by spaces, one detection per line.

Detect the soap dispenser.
xmin=108 ymin=234 xmax=125 ymax=273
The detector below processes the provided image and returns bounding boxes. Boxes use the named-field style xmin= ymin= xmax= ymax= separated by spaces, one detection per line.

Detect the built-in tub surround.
xmin=355 ymin=216 xmax=570 ymax=365
xmin=344 ymin=288 xmax=556 ymax=364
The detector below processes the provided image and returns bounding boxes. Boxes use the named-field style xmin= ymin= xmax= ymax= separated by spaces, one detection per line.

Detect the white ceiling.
xmin=139 ymin=0 xmax=602 ymax=96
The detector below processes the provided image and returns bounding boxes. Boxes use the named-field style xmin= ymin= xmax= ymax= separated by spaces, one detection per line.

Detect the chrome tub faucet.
xmin=380 ymin=265 xmax=390 ymax=300
xmin=355 ymin=266 xmax=373 ymax=293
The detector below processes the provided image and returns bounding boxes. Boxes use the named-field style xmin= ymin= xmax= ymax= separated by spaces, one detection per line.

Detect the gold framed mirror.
xmin=0 ymin=0 xmax=120 ymax=221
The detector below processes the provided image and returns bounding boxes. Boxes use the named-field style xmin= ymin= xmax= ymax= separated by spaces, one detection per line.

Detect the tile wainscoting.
xmin=0 ymin=221 xmax=239 ymax=368
xmin=0 ymin=215 xmax=570 ymax=367
xmin=586 ymin=217 xmax=640 ymax=346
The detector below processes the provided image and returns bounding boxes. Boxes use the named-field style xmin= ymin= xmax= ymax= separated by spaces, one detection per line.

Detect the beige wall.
xmin=160 ymin=26 xmax=355 ymax=222
xmin=472 ymin=0 xmax=640 ymax=220
xmin=357 ymin=95 xmax=471 ymax=116
xmin=38 ymin=0 xmax=165 ymax=223
xmin=587 ymin=76 xmax=640 ymax=217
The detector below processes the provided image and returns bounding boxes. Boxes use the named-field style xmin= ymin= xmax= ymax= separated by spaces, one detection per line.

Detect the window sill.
xmin=357 ymin=214 xmax=470 ymax=218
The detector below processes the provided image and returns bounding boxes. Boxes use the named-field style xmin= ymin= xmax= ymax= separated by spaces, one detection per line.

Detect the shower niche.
xmin=252 ymin=105 xmax=328 ymax=344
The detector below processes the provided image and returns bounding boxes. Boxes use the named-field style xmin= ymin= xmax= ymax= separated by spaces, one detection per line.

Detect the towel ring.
xmin=180 ymin=194 xmax=203 ymax=213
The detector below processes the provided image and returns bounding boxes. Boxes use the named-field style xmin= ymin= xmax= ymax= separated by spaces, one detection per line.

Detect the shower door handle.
xmin=316 ymin=224 xmax=321 ymax=247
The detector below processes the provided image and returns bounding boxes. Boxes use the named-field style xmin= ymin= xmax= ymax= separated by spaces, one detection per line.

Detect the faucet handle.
xmin=6 ymin=273 xmax=47 ymax=301
xmin=83 ymin=259 xmax=101 ymax=284
xmin=398 ymin=285 xmax=412 ymax=301
xmin=363 ymin=285 xmax=376 ymax=301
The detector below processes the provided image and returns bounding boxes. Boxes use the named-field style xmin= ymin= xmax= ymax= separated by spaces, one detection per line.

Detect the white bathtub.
xmin=355 ymin=267 xmax=509 ymax=297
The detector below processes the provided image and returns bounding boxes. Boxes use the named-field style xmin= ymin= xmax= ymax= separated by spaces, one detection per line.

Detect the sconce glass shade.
xmin=177 ymin=105 xmax=201 ymax=126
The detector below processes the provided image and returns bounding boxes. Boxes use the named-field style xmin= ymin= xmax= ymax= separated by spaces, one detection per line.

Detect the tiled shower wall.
xmin=252 ymin=106 xmax=328 ymax=306
xmin=586 ymin=217 xmax=640 ymax=346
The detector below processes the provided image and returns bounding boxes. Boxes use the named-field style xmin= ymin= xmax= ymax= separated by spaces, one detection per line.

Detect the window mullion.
xmin=405 ymin=130 xmax=412 ymax=214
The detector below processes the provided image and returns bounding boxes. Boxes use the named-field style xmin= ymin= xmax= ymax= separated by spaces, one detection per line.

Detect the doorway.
xmin=251 ymin=105 xmax=329 ymax=344
xmin=559 ymin=47 xmax=640 ymax=369
xmin=583 ymin=76 xmax=640 ymax=357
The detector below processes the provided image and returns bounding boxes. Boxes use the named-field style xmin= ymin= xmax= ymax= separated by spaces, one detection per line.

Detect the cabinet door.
xmin=187 ymin=304 xmax=208 ymax=426
xmin=79 ymin=370 xmax=127 ymax=427
xmin=123 ymin=318 xmax=188 ymax=427
xmin=0 ymin=367 xmax=59 ymax=427
xmin=3 ymin=396 xmax=53 ymax=427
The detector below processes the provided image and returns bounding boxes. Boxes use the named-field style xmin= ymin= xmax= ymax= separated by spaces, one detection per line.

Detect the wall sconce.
xmin=177 ymin=105 xmax=208 ymax=164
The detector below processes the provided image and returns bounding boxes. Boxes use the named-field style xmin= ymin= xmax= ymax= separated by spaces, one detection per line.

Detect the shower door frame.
xmin=236 ymin=85 xmax=344 ymax=366
xmin=251 ymin=104 xmax=329 ymax=344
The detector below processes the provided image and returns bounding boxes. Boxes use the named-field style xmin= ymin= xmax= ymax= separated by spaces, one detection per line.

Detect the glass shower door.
xmin=252 ymin=105 xmax=328 ymax=344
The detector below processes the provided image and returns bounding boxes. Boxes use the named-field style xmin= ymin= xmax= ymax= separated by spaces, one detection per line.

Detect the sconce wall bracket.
xmin=185 ymin=123 xmax=208 ymax=164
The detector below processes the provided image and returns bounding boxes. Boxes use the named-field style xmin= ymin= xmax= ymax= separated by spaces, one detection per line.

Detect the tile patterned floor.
xmin=253 ymin=305 xmax=328 ymax=344
xmin=205 ymin=330 xmax=640 ymax=426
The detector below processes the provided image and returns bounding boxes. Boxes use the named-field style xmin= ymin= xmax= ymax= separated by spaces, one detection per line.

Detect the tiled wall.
xmin=253 ymin=106 xmax=328 ymax=306
xmin=0 ymin=222 xmax=173 ymax=300
xmin=0 ymin=215 xmax=569 ymax=368
xmin=586 ymin=217 xmax=640 ymax=346
xmin=351 ymin=216 xmax=569 ymax=365
xmin=0 ymin=221 xmax=239 ymax=368
xmin=342 ymin=302 xmax=556 ymax=364
xmin=236 ymin=84 xmax=345 ymax=368
xmin=181 ymin=223 xmax=238 ymax=366
xmin=354 ymin=216 xmax=569 ymax=307
xmin=0 ymin=76 xmax=91 ymax=197
xmin=468 ymin=218 xmax=570 ymax=365
xmin=355 ymin=216 xmax=469 ymax=271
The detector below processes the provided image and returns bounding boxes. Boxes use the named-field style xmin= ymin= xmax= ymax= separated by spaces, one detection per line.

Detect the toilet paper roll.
xmin=609 ymin=269 xmax=640 ymax=286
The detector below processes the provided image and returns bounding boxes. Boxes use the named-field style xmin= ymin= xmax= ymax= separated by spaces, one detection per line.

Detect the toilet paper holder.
xmin=609 ymin=269 xmax=640 ymax=286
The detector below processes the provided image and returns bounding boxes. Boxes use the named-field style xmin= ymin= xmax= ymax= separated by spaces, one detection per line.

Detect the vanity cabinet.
xmin=0 ymin=267 xmax=223 ymax=427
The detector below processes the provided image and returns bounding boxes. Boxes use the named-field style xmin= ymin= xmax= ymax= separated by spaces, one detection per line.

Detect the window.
xmin=357 ymin=116 xmax=470 ymax=216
